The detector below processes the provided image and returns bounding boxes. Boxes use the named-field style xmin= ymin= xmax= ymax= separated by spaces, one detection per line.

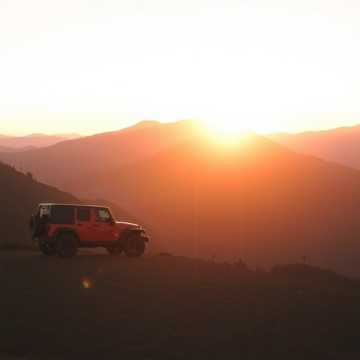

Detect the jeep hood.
xmin=115 ymin=221 xmax=140 ymax=230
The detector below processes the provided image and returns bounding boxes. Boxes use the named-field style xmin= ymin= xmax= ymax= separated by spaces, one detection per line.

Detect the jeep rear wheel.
xmin=56 ymin=233 xmax=78 ymax=258
xmin=39 ymin=240 xmax=56 ymax=256
xmin=124 ymin=234 xmax=145 ymax=258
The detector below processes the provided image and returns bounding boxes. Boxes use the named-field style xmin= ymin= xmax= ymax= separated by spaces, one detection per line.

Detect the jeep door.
xmin=76 ymin=207 xmax=93 ymax=242
xmin=92 ymin=208 xmax=117 ymax=242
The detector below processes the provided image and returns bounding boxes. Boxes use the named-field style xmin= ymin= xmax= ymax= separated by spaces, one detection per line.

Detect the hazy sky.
xmin=1 ymin=0 xmax=360 ymax=135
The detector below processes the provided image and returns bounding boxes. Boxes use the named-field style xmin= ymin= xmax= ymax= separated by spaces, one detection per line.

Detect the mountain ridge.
xmin=2 ymin=121 xmax=360 ymax=274
xmin=0 ymin=133 xmax=80 ymax=149
xmin=61 ymin=128 xmax=360 ymax=275
xmin=269 ymin=123 xmax=360 ymax=169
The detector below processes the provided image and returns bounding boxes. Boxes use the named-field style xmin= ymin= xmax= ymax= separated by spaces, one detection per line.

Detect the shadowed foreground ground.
xmin=0 ymin=251 xmax=360 ymax=360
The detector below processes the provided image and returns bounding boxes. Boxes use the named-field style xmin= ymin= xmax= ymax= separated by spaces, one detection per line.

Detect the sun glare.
xmin=199 ymin=119 xmax=252 ymax=146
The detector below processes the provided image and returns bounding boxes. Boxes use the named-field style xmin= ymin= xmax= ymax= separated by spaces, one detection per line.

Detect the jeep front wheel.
xmin=56 ymin=233 xmax=78 ymax=258
xmin=124 ymin=234 xmax=145 ymax=258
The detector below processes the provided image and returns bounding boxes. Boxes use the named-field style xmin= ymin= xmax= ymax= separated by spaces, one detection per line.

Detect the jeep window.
xmin=95 ymin=208 xmax=112 ymax=223
xmin=77 ymin=207 xmax=90 ymax=222
xmin=51 ymin=205 xmax=75 ymax=225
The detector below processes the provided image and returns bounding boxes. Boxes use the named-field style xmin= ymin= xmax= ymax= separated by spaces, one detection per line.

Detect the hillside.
xmin=0 ymin=162 xmax=138 ymax=247
xmin=269 ymin=124 xmax=360 ymax=169
xmin=0 ymin=162 xmax=78 ymax=246
xmin=0 ymin=121 xmax=197 ymax=192
xmin=0 ymin=252 xmax=359 ymax=360
xmin=76 ymin=132 xmax=360 ymax=276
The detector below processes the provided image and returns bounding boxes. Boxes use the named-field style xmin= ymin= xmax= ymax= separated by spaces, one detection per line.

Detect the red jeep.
xmin=30 ymin=203 xmax=149 ymax=258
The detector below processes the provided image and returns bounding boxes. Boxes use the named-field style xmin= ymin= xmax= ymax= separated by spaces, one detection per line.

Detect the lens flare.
xmin=81 ymin=278 xmax=92 ymax=289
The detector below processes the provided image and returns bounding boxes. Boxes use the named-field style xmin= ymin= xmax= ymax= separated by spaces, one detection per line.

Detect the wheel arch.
xmin=53 ymin=227 xmax=80 ymax=245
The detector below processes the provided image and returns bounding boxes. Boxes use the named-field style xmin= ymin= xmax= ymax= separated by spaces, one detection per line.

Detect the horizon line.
xmin=1 ymin=119 xmax=360 ymax=138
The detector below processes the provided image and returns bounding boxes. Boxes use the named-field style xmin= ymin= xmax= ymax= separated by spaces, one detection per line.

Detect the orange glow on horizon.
xmin=196 ymin=119 xmax=253 ymax=147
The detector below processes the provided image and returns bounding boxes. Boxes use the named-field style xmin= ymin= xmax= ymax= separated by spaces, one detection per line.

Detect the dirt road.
xmin=0 ymin=251 xmax=359 ymax=359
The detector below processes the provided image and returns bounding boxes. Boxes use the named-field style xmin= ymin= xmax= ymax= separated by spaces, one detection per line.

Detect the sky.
xmin=1 ymin=0 xmax=360 ymax=135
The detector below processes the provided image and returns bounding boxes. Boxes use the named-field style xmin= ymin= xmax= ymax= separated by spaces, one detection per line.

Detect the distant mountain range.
xmin=80 ymin=129 xmax=360 ymax=275
xmin=0 ymin=145 xmax=36 ymax=153
xmin=0 ymin=121 xmax=196 ymax=190
xmin=2 ymin=121 xmax=360 ymax=275
xmin=269 ymin=124 xmax=360 ymax=169
xmin=0 ymin=133 xmax=80 ymax=149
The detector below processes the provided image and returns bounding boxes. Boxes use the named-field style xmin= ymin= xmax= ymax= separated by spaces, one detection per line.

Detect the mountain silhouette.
xmin=270 ymin=124 xmax=360 ymax=170
xmin=0 ymin=121 xmax=198 ymax=191
xmin=2 ymin=121 xmax=360 ymax=275
xmin=70 ymin=129 xmax=360 ymax=275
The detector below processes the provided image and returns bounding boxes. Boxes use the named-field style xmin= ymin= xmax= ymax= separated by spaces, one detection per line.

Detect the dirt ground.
xmin=0 ymin=251 xmax=359 ymax=360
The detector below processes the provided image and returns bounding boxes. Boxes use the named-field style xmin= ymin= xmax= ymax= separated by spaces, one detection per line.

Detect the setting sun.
xmin=197 ymin=118 xmax=253 ymax=146
xmin=203 ymin=118 xmax=249 ymax=136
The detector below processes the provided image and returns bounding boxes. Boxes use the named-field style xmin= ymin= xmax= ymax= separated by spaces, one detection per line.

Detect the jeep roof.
xmin=38 ymin=203 xmax=108 ymax=208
